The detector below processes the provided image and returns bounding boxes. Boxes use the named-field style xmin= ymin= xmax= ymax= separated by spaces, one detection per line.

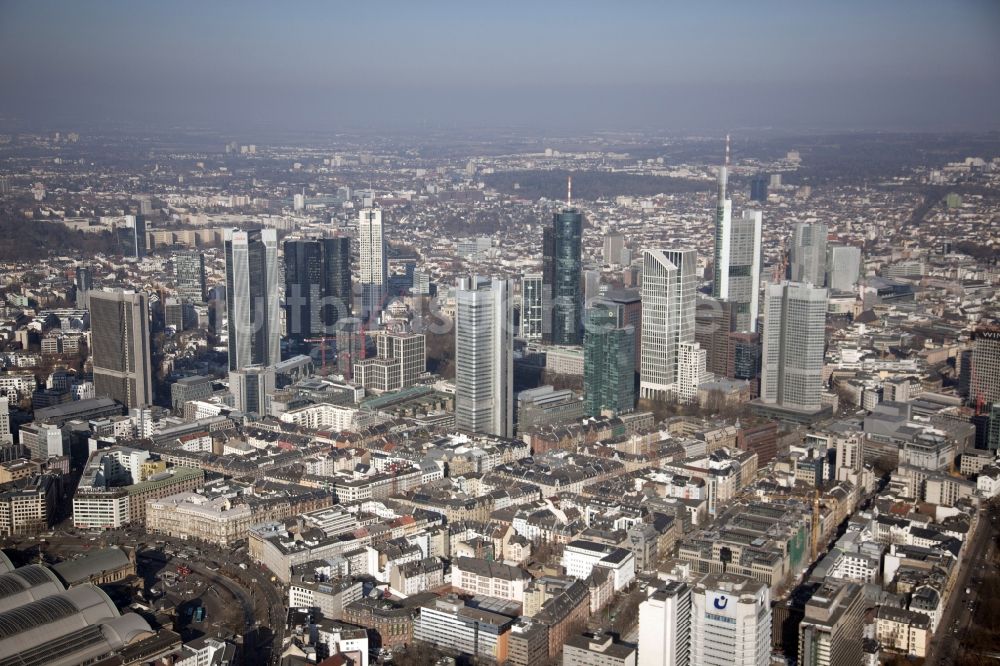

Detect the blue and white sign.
xmin=706 ymin=591 xmax=736 ymax=618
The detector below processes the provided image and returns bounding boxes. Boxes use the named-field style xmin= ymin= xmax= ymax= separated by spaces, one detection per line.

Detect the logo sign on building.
xmin=707 ymin=591 xmax=736 ymax=618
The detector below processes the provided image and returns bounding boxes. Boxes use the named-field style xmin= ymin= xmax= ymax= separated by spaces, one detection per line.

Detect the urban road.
xmin=925 ymin=505 xmax=996 ymax=666
xmin=138 ymin=544 xmax=287 ymax=666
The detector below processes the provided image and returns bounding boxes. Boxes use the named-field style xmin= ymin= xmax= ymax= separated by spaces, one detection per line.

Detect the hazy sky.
xmin=1 ymin=0 xmax=999 ymax=133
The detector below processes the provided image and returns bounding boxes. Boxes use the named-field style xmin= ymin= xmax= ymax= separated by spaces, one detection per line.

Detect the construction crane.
xmin=306 ymin=319 xmax=367 ymax=375
xmin=304 ymin=337 xmax=334 ymax=371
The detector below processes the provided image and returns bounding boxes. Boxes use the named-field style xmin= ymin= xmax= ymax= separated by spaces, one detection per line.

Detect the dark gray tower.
xmin=90 ymin=289 xmax=152 ymax=408
xmin=544 ymin=177 xmax=583 ymax=345
xmin=284 ymin=237 xmax=352 ymax=340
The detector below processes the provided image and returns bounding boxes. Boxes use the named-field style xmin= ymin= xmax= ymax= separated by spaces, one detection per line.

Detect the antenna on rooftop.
xmin=725 ymin=134 xmax=731 ymax=167
xmin=567 ymin=175 xmax=572 ymax=208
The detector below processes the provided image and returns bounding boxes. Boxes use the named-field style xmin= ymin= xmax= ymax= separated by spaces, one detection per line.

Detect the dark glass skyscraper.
xmin=284 ymin=240 xmax=323 ymax=340
xmin=544 ymin=206 xmax=583 ymax=345
xmin=322 ymin=237 xmax=352 ymax=323
xmin=284 ymin=237 xmax=352 ymax=340
xmin=583 ymin=303 xmax=635 ymax=417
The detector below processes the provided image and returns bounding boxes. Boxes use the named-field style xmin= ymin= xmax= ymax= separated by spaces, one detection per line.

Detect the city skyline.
xmin=0 ymin=4 xmax=996 ymax=664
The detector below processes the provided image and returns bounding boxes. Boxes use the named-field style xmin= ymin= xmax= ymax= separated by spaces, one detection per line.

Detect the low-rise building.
xmin=451 ymin=556 xmax=532 ymax=603
xmin=563 ymin=631 xmax=636 ymax=666
xmin=413 ymin=595 xmax=515 ymax=663
xmin=0 ymin=473 xmax=62 ymax=536
xmin=561 ymin=540 xmax=635 ymax=591
xmin=875 ymin=606 xmax=931 ymax=658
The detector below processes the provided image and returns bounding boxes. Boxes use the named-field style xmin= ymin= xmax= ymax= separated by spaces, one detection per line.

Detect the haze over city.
xmin=2 ymin=0 xmax=1000 ymax=132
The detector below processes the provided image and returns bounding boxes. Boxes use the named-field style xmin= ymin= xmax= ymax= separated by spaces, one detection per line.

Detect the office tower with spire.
xmin=75 ymin=266 xmax=92 ymax=307
xmin=225 ymin=228 xmax=280 ymax=372
xmin=175 ymin=250 xmax=206 ymax=303
xmin=790 ymin=222 xmax=829 ymax=286
xmin=712 ymin=135 xmax=734 ymax=301
xmin=358 ymin=207 xmax=387 ymax=322
xmin=90 ymin=289 xmax=152 ymax=408
xmin=117 ymin=215 xmax=146 ymax=259
xmin=583 ymin=302 xmax=635 ymax=417
xmin=640 ymin=248 xmax=697 ymax=401
xmin=455 ymin=276 xmax=513 ymax=438
xmin=543 ymin=177 xmax=583 ymax=345
xmin=761 ymin=281 xmax=828 ymax=413
xmin=283 ymin=237 xmax=352 ymax=341
xmin=712 ymin=137 xmax=763 ymax=333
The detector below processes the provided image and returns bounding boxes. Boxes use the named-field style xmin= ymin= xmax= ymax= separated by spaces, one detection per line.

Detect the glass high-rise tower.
xmin=225 ymin=228 xmax=280 ymax=371
xmin=583 ymin=302 xmax=635 ymax=417
xmin=284 ymin=238 xmax=351 ymax=341
xmin=825 ymin=245 xmax=862 ymax=293
xmin=543 ymin=201 xmax=583 ymax=345
xmin=520 ymin=272 xmax=546 ymax=341
xmin=790 ymin=222 xmax=828 ymax=287
xmin=728 ymin=210 xmax=763 ymax=333
xmin=712 ymin=136 xmax=733 ymax=302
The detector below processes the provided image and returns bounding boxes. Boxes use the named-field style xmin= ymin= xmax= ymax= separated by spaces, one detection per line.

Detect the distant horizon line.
xmin=2 ymin=116 xmax=999 ymax=141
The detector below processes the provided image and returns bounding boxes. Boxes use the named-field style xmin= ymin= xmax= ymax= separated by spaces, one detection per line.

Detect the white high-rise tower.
xmin=639 ymin=581 xmax=691 ymax=666
xmin=358 ymin=207 xmax=387 ymax=322
xmin=690 ymin=574 xmax=772 ymax=666
xmin=640 ymin=248 xmax=697 ymax=401
xmin=712 ymin=135 xmax=733 ymax=301
xmin=455 ymin=277 xmax=513 ymax=438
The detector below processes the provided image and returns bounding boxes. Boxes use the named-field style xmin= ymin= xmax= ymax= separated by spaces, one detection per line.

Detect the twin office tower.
xmin=221 ymin=211 xmax=383 ymax=414
xmin=223 ymin=207 xmax=387 ymax=374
